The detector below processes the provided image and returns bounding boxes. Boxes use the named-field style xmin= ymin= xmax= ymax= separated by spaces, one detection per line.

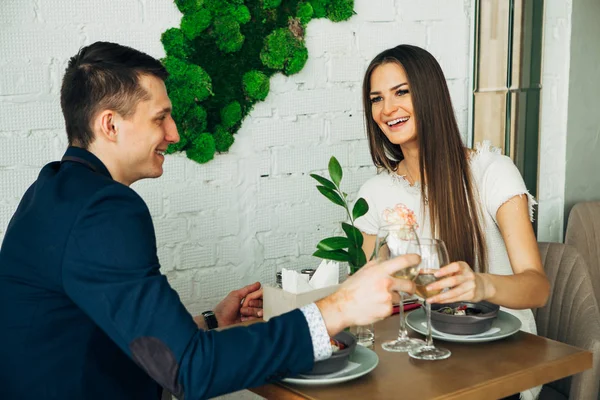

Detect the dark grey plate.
xmin=406 ymin=308 xmax=522 ymax=343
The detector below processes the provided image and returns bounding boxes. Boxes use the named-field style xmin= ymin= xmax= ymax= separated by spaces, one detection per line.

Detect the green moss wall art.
xmin=161 ymin=0 xmax=355 ymax=164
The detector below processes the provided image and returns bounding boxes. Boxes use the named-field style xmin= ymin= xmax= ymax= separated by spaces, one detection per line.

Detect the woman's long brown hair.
xmin=362 ymin=45 xmax=487 ymax=272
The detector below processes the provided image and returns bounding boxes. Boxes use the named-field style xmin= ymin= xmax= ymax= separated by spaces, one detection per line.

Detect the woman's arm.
xmin=362 ymin=232 xmax=377 ymax=263
xmin=485 ymin=195 xmax=549 ymax=308
xmin=427 ymin=195 xmax=550 ymax=309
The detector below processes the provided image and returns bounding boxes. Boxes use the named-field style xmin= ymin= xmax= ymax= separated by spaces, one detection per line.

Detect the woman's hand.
xmin=239 ymin=285 xmax=263 ymax=322
xmin=425 ymin=261 xmax=492 ymax=304
xmin=214 ymin=282 xmax=263 ymax=327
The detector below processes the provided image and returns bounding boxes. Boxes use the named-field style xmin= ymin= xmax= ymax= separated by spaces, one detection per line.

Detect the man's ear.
xmin=95 ymin=110 xmax=119 ymax=143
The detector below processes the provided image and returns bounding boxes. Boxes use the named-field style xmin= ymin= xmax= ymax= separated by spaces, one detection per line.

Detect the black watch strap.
xmin=202 ymin=310 xmax=218 ymax=330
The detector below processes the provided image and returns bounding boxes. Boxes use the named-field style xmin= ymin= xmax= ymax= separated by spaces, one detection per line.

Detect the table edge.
xmin=435 ymin=350 xmax=593 ymax=399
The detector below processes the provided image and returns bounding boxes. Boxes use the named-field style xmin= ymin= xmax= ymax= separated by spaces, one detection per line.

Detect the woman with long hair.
xmin=355 ymin=45 xmax=549 ymax=398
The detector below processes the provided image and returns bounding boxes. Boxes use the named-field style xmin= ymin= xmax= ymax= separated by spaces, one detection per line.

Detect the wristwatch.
xmin=202 ymin=310 xmax=218 ymax=330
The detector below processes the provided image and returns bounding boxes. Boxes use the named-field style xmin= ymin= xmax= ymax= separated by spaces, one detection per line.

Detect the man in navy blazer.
xmin=0 ymin=42 xmax=418 ymax=399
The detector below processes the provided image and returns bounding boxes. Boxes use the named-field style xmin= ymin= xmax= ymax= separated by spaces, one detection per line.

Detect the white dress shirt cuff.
xmin=300 ymin=303 xmax=332 ymax=362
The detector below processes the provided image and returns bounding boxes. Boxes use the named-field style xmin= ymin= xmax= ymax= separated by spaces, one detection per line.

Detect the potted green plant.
xmin=310 ymin=156 xmax=369 ymax=274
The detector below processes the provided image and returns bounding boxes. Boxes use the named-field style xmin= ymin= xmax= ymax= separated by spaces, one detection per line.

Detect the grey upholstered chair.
xmin=535 ymin=242 xmax=600 ymax=400
xmin=565 ymin=201 xmax=600 ymax=303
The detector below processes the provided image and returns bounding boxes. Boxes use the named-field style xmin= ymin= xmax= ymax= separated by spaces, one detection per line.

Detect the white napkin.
xmin=309 ymin=260 xmax=339 ymax=289
xmin=281 ymin=260 xmax=339 ymax=294
xmin=282 ymin=268 xmax=313 ymax=293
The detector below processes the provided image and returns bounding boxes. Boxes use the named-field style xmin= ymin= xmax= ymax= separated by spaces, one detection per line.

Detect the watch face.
xmin=202 ymin=311 xmax=218 ymax=330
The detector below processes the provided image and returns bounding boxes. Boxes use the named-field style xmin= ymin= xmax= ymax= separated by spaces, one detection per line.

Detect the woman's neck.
xmin=399 ymin=144 xmax=421 ymax=185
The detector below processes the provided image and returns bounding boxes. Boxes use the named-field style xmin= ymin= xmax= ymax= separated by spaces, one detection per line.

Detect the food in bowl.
xmin=430 ymin=301 xmax=500 ymax=335
xmin=437 ymin=304 xmax=484 ymax=316
xmin=305 ymin=331 xmax=357 ymax=375
xmin=330 ymin=337 xmax=347 ymax=352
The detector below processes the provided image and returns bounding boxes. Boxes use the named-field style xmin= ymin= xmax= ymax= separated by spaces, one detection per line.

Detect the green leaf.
xmin=348 ymin=244 xmax=358 ymax=263
xmin=310 ymin=173 xmax=336 ymax=190
xmin=356 ymin=246 xmax=367 ymax=268
xmin=317 ymin=237 xmax=351 ymax=251
xmin=317 ymin=185 xmax=345 ymax=207
xmin=352 ymin=197 xmax=369 ymax=220
xmin=342 ymin=222 xmax=364 ymax=248
xmin=328 ymin=156 xmax=342 ymax=186
xmin=348 ymin=244 xmax=367 ymax=271
xmin=348 ymin=244 xmax=358 ymax=266
xmin=313 ymin=249 xmax=349 ymax=262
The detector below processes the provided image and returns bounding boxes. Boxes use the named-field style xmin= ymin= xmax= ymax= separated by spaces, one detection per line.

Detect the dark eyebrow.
xmin=369 ymin=82 xmax=408 ymax=96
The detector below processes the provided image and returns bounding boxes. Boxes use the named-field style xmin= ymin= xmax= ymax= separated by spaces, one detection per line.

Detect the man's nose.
xmin=166 ymin=118 xmax=180 ymax=144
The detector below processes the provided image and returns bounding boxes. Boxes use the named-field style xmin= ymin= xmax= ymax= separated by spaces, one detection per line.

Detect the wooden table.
xmin=249 ymin=313 xmax=593 ymax=399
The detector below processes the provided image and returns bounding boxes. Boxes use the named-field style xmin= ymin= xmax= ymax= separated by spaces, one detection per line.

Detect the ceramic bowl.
xmin=305 ymin=331 xmax=357 ymax=375
xmin=430 ymin=301 xmax=500 ymax=335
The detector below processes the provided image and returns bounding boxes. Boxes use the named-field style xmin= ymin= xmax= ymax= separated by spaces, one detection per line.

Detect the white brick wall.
xmin=398 ymin=0 xmax=469 ymax=21
xmin=0 ymin=0 xmax=474 ymax=317
xmin=354 ymin=0 xmax=396 ymax=22
xmin=0 ymin=61 xmax=49 ymax=95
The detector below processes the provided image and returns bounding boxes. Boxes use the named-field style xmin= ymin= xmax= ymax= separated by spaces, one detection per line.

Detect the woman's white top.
xmin=355 ymin=142 xmax=538 ymax=335
xmin=355 ymin=143 xmax=540 ymax=399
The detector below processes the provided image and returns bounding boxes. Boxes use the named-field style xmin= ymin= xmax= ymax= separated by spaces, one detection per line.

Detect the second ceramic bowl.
xmin=305 ymin=331 xmax=357 ymax=375
xmin=430 ymin=301 xmax=500 ymax=335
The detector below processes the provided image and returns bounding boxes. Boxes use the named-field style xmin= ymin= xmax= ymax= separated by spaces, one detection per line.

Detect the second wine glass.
xmin=409 ymin=238 xmax=452 ymax=360
xmin=374 ymin=223 xmax=424 ymax=352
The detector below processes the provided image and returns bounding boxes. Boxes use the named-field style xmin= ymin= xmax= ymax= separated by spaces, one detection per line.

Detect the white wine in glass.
xmin=414 ymin=273 xmax=442 ymax=299
xmin=394 ymin=265 xmax=420 ymax=281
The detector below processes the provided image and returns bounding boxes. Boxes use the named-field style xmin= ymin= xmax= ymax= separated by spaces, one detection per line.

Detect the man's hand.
xmin=316 ymin=254 xmax=419 ymax=336
xmin=213 ymin=282 xmax=264 ymax=327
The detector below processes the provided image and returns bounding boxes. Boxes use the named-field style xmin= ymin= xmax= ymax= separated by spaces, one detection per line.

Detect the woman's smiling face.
xmin=369 ymin=62 xmax=417 ymax=146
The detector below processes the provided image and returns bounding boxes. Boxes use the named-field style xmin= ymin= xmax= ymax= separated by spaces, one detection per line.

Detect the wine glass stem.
xmin=397 ymin=291 xmax=409 ymax=340
xmin=425 ymin=301 xmax=434 ymax=347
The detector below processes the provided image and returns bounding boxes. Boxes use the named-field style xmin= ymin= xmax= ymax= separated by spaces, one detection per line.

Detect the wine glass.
xmin=408 ymin=238 xmax=452 ymax=360
xmin=373 ymin=223 xmax=424 ymax=352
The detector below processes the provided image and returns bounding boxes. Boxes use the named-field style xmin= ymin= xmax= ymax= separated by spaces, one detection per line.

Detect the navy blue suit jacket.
xmin=0 ymin=147 xmax=314 ymax=399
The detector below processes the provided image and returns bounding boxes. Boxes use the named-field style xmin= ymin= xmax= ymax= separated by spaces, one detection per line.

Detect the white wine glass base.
xmin=382 ymin=337 xmax=425 ymax=352
xmin=409 ymin=345 xmax=451 ymax=360
xmin=409 ymin=302 xmax=451 ymax=360
xmin=382 ymin=292 xmax=424 ymax=352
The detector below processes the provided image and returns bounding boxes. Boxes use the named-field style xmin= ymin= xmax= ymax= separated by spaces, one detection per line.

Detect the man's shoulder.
xmin=30 ymin=160 xmax=149 ymax=226
xmin=56 ymin=162 xmax=143 ymax=207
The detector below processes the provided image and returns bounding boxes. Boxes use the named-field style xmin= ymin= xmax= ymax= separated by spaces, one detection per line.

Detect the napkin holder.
xmin=263 ymin=284 xmax=340 ymax=321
